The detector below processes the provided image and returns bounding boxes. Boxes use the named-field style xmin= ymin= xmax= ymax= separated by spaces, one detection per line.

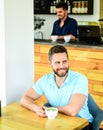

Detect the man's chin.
xmin=58 ymin=16 xmax=62 ymax=19
xmin=53 ymin=69 xmax=68 ymax=77
xmin=56 ymin=72 xmax=67 ymax=77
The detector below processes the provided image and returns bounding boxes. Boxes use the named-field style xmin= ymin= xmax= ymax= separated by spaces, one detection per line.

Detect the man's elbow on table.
xmin=20 ymin=95 xmax=28 ymax=107
xmin=20 ymin=93 xmax=34 ymax=108
xmin=20 ymin=95 xmax=38 ymax=113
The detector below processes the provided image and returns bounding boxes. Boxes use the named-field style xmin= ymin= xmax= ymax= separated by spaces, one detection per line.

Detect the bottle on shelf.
xmin=67 ymin=0 xmax=71 ymax=13
xmin=77 ymin=1 xmax=81 ymax=14
xmin=53 ymin=1 xmax=56 ymax=13
xmin=81 ymin=1 xmax=85 ymax=13
xmin=84 ymin=1 xmax=88 ymax=13
xmin=56 ymin=0 xmax=60 ymax=3
xmin=50 ymin=1 xmax=54 ymax=13
xmin=72 ymin=1 xmax=78 ymax=14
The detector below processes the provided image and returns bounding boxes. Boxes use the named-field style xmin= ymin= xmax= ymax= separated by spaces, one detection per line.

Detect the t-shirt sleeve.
xmin=73 ymin=75 xmax=88 ymax=96
xmin=32 ymin=77 xmax=45 ymax=96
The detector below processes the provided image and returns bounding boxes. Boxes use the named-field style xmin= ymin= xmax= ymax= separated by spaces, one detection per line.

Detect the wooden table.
xmin=0 ymin=101 xmax=89 ymax=130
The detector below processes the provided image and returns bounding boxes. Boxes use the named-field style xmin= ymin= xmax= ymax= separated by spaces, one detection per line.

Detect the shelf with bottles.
xmin=50 ymin=0 xmax=93 ymax=15
xmin=71 ymin=0 xmax=93 ymax=15
xmin=34 ymin=0 xmax=93 ymax=15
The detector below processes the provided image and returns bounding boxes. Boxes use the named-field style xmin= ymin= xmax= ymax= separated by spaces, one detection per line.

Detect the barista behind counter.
xmin=51 ymin=2 xmax=78 ymax=41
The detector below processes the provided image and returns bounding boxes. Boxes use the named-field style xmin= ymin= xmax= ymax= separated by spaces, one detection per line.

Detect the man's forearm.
xmin=20 ymin=96 xmax=39 ymax=113
xmin=58 ymin=105 xmax=77 ymax=117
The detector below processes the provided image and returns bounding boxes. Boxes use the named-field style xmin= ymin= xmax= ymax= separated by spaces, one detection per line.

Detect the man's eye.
xmin=55 ymin=62 xmax=60 ymax=64
xmin=63 ymin=61 xmax=67 ymax=64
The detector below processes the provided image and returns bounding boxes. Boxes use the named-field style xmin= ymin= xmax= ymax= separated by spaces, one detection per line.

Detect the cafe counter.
xmin=34 ymin=39 xmax=103 ymax=50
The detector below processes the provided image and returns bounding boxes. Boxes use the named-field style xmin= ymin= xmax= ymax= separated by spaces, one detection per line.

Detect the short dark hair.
xmin=48 ymin=45 xmax=69 ymax=61
xmin=56 ymin=2 xmax=68 ymax=10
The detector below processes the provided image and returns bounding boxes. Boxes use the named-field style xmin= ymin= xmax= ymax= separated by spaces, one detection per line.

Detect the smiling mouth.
xmin=58 ymin=68 xmax=66 ymax=71
xmin=58 ymin=69 xmax=66 ymax=73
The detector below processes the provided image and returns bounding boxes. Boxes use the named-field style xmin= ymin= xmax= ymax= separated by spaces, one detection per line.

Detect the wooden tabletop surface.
xmin=0 ymin=101 xmax=89 ymax=130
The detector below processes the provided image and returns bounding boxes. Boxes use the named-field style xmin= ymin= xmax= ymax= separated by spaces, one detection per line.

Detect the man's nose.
xmin=59 ymin=62 xmax=64 ymax=68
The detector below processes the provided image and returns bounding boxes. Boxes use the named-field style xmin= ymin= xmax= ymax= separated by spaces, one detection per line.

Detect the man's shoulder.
xmin=69 ymin=70 xmax=87 ymax=79
xmin=67 ymin=17 xmax=77 ymax=22
xmin=54 ymin=19 xmax=59 ymax=24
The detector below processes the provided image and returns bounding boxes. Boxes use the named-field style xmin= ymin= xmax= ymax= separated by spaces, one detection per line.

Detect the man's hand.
xmin=36 ymin=106 xmax=47 ymax=117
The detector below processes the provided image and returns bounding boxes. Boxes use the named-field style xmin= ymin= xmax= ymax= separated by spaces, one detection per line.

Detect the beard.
xmin=53 ymin=67 xmax=69 ymax=77
xmin=58 ymin=15 xmax=65 ymax=20
xmin=58 ymin=12 xmax=67 ymax=20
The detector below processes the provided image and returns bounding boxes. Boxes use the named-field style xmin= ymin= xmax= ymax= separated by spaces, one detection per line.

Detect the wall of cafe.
xmin=34 ymin=0 xmax=100 ymax=39
xmin=0 ymin=0 xmax=34 ymax=106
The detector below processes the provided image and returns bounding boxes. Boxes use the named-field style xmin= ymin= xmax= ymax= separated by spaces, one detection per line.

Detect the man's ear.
xmin=48 ymin=60 xmax=52 ymax=67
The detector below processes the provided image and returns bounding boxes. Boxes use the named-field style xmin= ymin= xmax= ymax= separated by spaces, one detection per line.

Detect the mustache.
xmin=57 ymin=15 xmax=62 ymax=17
xmin=57 ymin=68 xmax=67 ymax=70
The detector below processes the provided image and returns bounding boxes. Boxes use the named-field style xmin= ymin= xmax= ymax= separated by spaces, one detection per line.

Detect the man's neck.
xmin=59 ymin=16 xmax=67 ymax=27
xmin=55 ymin=73 xmax=68 ymax=88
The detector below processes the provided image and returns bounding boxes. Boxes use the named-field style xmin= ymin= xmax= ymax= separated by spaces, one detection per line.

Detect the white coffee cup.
xmin=51 ymin=35 xmax=58 ymax=42
xmin=64 ymin=36 xmax=71 ymax=43
xmin=45 ymin=107 xmax=58 ymax=119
